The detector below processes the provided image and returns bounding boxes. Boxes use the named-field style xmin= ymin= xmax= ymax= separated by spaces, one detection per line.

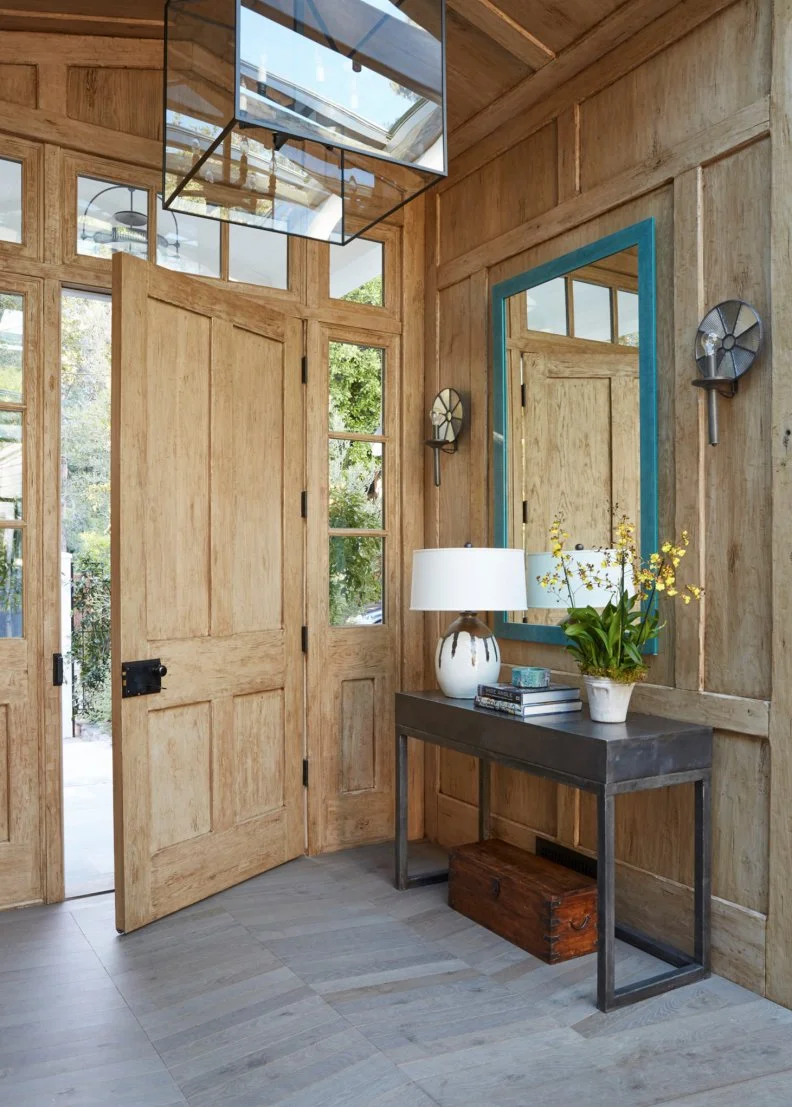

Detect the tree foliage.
xmin=328 ymin=320 xmax=384 ymax=625
xmin=61 ymin=295 xmax=112 ymax=726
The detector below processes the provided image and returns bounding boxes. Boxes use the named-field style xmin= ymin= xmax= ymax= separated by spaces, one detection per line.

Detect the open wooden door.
xmin=111 ymin=253 xmax=304 ymax=933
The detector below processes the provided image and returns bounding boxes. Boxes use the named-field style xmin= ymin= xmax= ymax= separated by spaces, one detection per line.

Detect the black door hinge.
xmin=301 ymin=490 xmax=307 ymax=518
xmin=301 ymin=355 xmax=308 ymax=384
xmin=302 ymin=758 xmax=309 ymax=787
xmin=521 ymin=381 xmax=527 ymax=407
xmin=522 ymin=500 xmax=528 ymax=525
xmin=301 ymin=625 xmax=308 ymax=653
xmin=52 ymin=653 xmax=64 ymax=687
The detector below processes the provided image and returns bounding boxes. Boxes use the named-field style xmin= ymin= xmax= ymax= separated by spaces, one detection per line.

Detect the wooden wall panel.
xmin=702 ymin=139 xmax=772 ymax=700
xmin=579 ymin=0 xmax=770 ymax=190
xmin=440 ymin=122 xmax=557 ymax=263
xmin=0 ymin=65 xmax=37 ymax=107
xmin=426 ymin=1 xmax=778 ymax=998
xmin=66 ymin=67 xmax=162 ymax=140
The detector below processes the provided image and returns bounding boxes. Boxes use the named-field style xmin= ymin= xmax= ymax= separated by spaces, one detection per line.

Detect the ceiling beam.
xmin=448 ymin=0 xmax=555 ymax=70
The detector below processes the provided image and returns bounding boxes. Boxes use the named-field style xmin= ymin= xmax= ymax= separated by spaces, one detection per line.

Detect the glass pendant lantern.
xmin=163 ymin=0 xmax=447 ymax=245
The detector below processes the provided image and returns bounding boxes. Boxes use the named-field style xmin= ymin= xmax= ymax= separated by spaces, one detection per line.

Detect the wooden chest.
xmin=448 ymin=839 xmax=598 ymax=964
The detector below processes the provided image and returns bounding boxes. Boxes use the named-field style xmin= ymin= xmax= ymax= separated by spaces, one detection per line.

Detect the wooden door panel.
xmin=306 ymin=323 xmax=401 ymax=854
xmin=112 ymin=254 xmax=304 ymax=933
xmin=0 ymin=275 xmax=43 ymax=909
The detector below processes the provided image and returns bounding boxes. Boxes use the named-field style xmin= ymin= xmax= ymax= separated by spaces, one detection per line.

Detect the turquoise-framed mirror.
xmin=492 ymin=218 xmax=659 ymax=647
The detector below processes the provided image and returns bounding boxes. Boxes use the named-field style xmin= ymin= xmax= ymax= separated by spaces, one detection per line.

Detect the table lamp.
xmin=410 ymin=546 xmax=528 ymax=698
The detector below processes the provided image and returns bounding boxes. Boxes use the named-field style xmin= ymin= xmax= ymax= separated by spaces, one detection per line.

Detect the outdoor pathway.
xmin=1 ymin=842 xmax=791 ymax=1106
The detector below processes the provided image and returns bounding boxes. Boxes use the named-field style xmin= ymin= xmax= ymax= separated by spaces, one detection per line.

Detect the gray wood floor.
xmin=2 ymin=842 xmax=792 ymax=1107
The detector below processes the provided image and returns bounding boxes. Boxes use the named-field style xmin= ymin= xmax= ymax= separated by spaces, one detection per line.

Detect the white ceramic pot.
xmin=584 ymin=676 xmax=635 ymax=723
xmin=435 ymin=613 xmax=500 ymax=698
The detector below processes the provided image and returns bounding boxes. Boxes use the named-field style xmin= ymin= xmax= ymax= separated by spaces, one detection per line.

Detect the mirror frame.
xmin=491 ymin=217 xmax=659 ymax=647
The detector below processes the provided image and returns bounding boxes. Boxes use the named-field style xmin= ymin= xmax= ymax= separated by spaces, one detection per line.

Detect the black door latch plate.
xmin=121 ymin=658 xmax=168 ymax=698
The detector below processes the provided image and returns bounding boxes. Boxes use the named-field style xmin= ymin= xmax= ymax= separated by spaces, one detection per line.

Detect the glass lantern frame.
xmin=162 ymin=0 xmax=448 ymax=245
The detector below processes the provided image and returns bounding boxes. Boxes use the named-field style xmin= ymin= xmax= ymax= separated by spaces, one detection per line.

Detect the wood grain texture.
xmin=341 ymin=680 xmax=376 ymax=794
xmin=449 ymin=838 xmax=598 ymax=963
xmin=112 ymin=254 xmax=304 ymax=932
xmin=701 ymin=140 xmax=772 ymax=700
xmin=426 ymin=1 xmax=776 ymax=1001
xmin=66 ymin=66 xmax=162 ymax=139
xmin=766 ymin=0 xmax=792 ymax=1010
xmin=0 ymin=63 xmax=36 ymax=106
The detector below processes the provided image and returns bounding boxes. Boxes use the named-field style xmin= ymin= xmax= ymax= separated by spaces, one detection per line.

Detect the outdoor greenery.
xmin=0 ymin=295 xmax=24 ymax=635
xmin=61 ymin=294 xmax=112 ymax=728
xmin=328 ymin=304 xmax=385 ymax=624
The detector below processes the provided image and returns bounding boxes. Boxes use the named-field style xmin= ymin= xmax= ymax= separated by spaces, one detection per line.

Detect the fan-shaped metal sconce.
xmin=693 ymin=300 xmax=763 ymax=446
xmin=426 ymin=388 xmax=463 ymax=487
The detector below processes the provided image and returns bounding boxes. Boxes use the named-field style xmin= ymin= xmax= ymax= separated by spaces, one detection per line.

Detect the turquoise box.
xmin=511 ymin=666 xmax=550 ymax=689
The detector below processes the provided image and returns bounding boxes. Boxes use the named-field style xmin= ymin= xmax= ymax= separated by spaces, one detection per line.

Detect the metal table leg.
xmin=599 ymin=773 xmax=712 ymax=1012
xmin=479 ymin=759 xmax=491 ymax=841
xmin=597 ymin=790 xmax=616 ymax=1011
xmin=394 ymin=731 xmax=449 ymax=891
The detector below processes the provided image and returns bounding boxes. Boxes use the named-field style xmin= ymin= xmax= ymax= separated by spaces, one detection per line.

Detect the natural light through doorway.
xmin=61 ymin=288 xmax=113 ymax=898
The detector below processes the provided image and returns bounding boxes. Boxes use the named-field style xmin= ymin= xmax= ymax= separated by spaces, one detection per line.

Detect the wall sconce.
xmin=693 ymin=300 xmax=763 ymax=446
xmin=425 ymin=388 xmax=463 ymax=487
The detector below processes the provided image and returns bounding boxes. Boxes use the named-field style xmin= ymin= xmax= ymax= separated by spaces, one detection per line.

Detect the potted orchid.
xmin=537 ymin=515 xmax=702 ymax=723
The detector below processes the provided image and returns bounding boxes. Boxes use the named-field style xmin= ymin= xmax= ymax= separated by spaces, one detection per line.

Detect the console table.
xmin=394 ymin=691 xmax=713 ymax=1013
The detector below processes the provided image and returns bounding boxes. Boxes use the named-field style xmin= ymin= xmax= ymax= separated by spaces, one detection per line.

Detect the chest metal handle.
xmin=571 ymin=914 xmax=591 ymax=931
xmin=489 ymin=877 xmax=501 ymax=899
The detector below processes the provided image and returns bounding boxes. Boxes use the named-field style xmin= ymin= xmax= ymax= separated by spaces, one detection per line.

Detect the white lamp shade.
xmin=526 ymin=550 xmax=635 ymax=609
xmin=410 ymin=547 xmax=528 ymax=612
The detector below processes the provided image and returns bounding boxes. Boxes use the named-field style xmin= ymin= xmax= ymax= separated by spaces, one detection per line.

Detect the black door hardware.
xmin=121 ymin=658 xmax=168 ymax=698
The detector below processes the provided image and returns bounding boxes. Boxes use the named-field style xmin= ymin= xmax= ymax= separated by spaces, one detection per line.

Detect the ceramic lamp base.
xmin=435 ymin=613 xmax=501 ymax=698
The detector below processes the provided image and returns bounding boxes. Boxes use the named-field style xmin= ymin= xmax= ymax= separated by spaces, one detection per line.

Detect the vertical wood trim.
xmin=556 ymin=105 xmax=580 ymax=204
xmin=304 ymin=319 xmax=325 ymax=854
xmin=41 ymin=278 xmax=64 ymax=903
xmin=401 ymin=200 xmax=426 ymax=840
xmin=36 ymin=63 xmax=67 ymax=114
xmin=423 ymin=191 xmax=440 ymax=841
xmin=673 ymin=167 xmax=706 ymax=691
xmin=111 ymin=253 xmax=152 ymax=932
xmin=470 ymin=268 xmax=490 ymax=549
xmin=766 ymin=0 xmax=792 ymax=1008
xmin=42 ymin=145 xmax=62 ymax=267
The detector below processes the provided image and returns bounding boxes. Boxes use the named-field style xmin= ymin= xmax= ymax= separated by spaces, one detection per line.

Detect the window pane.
xmin=330 ymin=440 xmax=383 ymax=529
xmin=617 ymin=289 xmax=640 ymax=347
xmin=0 ymin=527 xmax=22 ymax=637
xmin=0 ymin=293 xmax=23 ymax=403
xmin=0 ymin=158 xmax=22 ymax=244
xmin=329 ymin=342 xmax=384 ymax=434
xmin=329 ymin=536 xmax=383 ymax=627
xmin=229 ymin=224 xmax=288 ymax=288
xmin=157 ymin=194 xmax=220 ymax=276
xmin=572 ymin=280 xmax=612 ymax=342
xmin=77 ymin=176 xmax=149 ymax=260
xmin=0 ymin=411 xmax=22 ymax=521
xmin=330 ymin=238 xmax=384 ymax=305
xmin=527 ymin=278 xmax=567 ymax=335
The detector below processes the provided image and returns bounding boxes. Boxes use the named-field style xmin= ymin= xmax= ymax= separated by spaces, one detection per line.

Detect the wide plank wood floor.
xmin=1 ymin=842 xmax=791 ymax=1106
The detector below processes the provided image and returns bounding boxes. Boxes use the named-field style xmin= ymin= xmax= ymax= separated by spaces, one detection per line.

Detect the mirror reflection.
xmin=504 ymin=246 xmax=641 ymax=626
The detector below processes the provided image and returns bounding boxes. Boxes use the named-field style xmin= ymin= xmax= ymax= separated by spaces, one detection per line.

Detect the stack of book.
xmin=475 ymin=682 xmax=582 ymax=718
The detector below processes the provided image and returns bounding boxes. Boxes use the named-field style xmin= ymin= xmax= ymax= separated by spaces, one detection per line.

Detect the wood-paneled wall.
xmin=423 ymin=0 xmax=787 ymax=1000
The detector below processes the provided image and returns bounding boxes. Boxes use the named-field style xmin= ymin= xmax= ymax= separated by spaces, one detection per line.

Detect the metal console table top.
xmin=394 ymin=691 xmax=713 ymax=1014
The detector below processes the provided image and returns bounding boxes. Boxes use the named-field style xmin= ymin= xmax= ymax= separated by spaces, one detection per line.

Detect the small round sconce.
xmin=693 ymin=300 xmax=763 ymax=446
xmin=426 ymin=388 xmax=464 ymax=487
